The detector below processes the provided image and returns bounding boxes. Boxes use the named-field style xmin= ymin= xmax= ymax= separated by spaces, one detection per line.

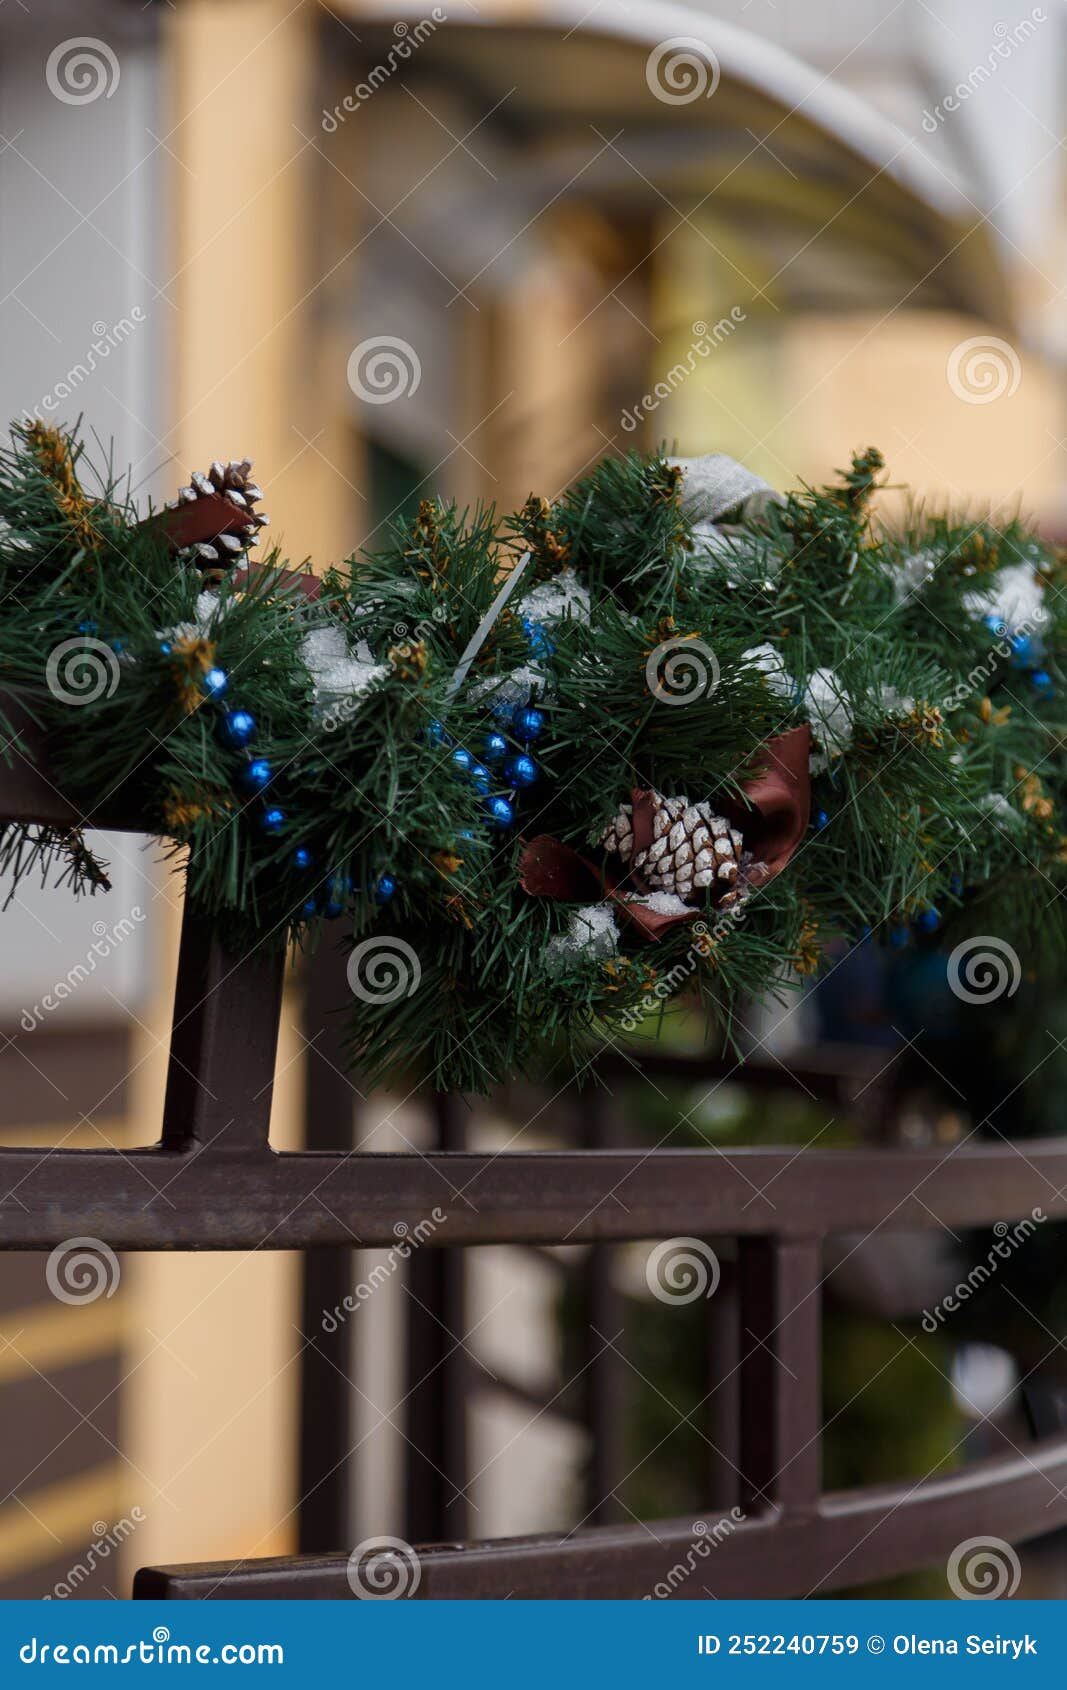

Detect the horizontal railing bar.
xmin=134 ymin=1428 xmax=1067 ymax=1598
xmin=0 ymin=1140 xmax=1061 ymax=1250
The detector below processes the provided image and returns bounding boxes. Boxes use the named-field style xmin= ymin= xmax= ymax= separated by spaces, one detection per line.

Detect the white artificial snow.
xmin=804 ymin=666 xmax=854 ymax=755
xmin=520 ymin=568 xmax=590 ymax=625
xmin=545 ymin=903 xmax=619 ymax=970
xmin=743 ymin=643 xmax=794 ymax=699
xmin=301 ymin=624 xmax=389 ymax=714
xmin=158 ymin=589 xmax=228 ymax=648
xmin=963 ymin=561 xmax=1049 ymax=634
xmin=890 ymin=549 xmax=939 ymax=605
xmin=624 ymin=890 xmax=694 ymax=917
xmin=467 ymin=662 xmax=554 ymax=711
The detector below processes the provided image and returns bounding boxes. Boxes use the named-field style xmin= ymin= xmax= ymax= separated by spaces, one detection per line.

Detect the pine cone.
xmin=604 ymin=791 xmax=743 ymax=904
xmin=600 ymin=802 xmax=633 ymax=862
xmin=166 ymin=459 xmax=269 ymax=581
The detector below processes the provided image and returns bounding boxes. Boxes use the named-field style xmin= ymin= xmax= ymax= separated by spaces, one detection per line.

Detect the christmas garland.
xmin=1 ymin=421 xmax=1064 ymax=1093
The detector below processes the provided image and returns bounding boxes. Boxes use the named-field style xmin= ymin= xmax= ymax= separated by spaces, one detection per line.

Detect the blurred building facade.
xmin=0 ymin=0 xmax=1064 ymax=1592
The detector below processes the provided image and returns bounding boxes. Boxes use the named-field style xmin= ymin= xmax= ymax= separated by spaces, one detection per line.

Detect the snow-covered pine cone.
xmin=620 ymin=791 xmax=743 ymax=904
xmin=600 ymin=802 xmax=633 ymax=862
xmin=166 ymin=459 xmax=269 ymax=581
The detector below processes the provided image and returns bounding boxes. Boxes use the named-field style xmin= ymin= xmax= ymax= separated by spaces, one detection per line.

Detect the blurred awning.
xmin=335 ymin=0 xmax=1012 ymax=326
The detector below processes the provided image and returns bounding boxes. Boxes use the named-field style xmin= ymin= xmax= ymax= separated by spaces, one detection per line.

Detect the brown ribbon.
xmin=520 ymin=724 xmax=811 ymax=940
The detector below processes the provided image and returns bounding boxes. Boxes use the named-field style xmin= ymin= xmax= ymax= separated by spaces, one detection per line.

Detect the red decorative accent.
xmin=144 ymin=492 xmax=252 ymax=552
xmin=727 ymin=723 xmax=810 ymax=876
xmin=518 ymin=836 xmax=602 ymax=902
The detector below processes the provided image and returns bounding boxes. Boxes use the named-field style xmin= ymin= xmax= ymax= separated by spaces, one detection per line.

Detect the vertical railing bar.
xmin=405 ymin=1092 xmax=468 ymax=1542
xmin=582 ymin=1086 xmax=626 ymax=1525
xmin=297 ymin=931 xmax=358 ymax=1552
xmin=706 ymin=1255 xmax=741 ymax=1509
xmin=737 ymin=1234 xmax=822 ymax=1514
xmin=160 ymin=902 xmax=285 ymax=1154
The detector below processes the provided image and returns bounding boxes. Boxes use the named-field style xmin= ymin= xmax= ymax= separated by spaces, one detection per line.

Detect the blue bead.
xmin=301 ymin=898 xmax=319 ymax=919
xmin=504 ymin=754 xmax=537 ymax=788
xmin=470 ymin=763 xmax=491 ymax=793
xmin=522 ymin=617 xmax=554 ymax=659
xmin=984 ymin=613 xmax=1007 ymax=638
xmin=451 ymin=747 xmax=472 ymax=774
xmin=427 ymin=718 xmax=452 ymax=746
xmin=1009 ymin=633 xmax=1034 ymax=667
xmin=218 ymin=708 xmax=257 ymax=748
xmin=292 ymin=846 xmax=313 ymax=871
xmin=78 ymin=620 xmax=97 ymax=635
xmin=111 ymin=637 xmax=126 ymax=655
xmin=242 ymin=758 xmax=272 ymax=792
xmin=202 ymin=666 xmax=229 ymax=698
xmin=323 ymin=900 xmax=344 ymax=919
xmin=159 ymin=641 xmax=172 ymax=655
xmin=916 ymin=906 xmax=941 ymax=934
xmin=483 ymin=732 xmax=508 ymax=763
xmin=486 ymin=796 xmax=514 ymax=829
xmin=513 ymin=706 xmax=544 ymax=742
xmin=889 ymin=925 xmax=910 ymax=949
xmin=261 ymin=806 xmax=285 ymax=835
xmin=813 ymin=809 xmax=829 ymax=831
xmin=376 ymin=874 xmax=396 ymax=903
xmin=949 ymin=873 xmax=964 ymax=896
xmin=1030 ymin=669 xmax=1053 ymax=691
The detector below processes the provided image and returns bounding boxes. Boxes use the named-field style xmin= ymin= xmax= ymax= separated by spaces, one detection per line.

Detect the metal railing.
xmin=2 ymin=711 xmax=1065 ymax=1599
